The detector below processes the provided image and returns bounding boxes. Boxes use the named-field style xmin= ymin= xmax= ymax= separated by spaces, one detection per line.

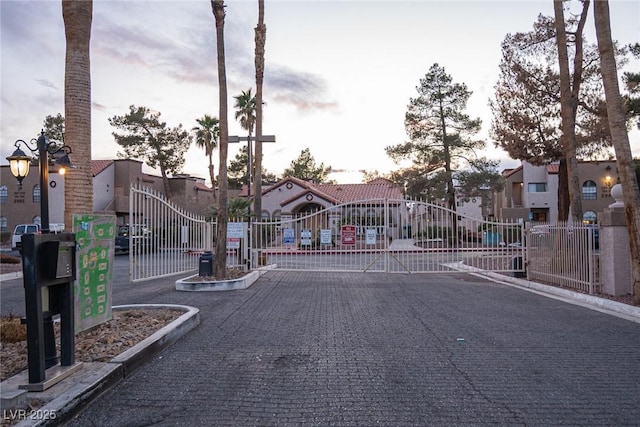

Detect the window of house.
xmin=0 ymin=217 xmax=6 ymax=232
xmin=528 ymin=183 xmax=547 ymax=193
xmin=33 ymin=185 xmax=41 ymax=203
xmin=0 ymin=185 xmax=7 ymax=204
xmin=582 ymin=180 xmax=597 ymax=200
xmin=583 ymin=211 xmax=597 ymax=224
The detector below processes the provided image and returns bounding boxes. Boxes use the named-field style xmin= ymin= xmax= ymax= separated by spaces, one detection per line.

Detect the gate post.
xmin=599 ymin=185 xmax=633 ymax=296
xmin=384 ymin=199 xmax=389 ymax=273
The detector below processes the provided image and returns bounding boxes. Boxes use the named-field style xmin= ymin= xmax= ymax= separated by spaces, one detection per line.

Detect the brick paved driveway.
xmin=63 ymin=270 xmax=640 ymax=426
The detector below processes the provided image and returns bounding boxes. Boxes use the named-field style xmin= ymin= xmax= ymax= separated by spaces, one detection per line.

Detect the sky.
xmin=1 ymin=0 xmax=639 ymax=185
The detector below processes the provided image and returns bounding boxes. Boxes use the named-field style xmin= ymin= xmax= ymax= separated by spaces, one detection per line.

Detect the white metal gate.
xmin=252 ymin=198 xmax=525 ymax=274
xmin=128 ymin=185 xmax=213 ymax=282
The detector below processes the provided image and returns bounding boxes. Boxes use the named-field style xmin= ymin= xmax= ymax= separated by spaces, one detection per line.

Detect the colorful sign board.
xmin=73 ymin=214 xmax=116 ymax=333
xmin=226 ymin=237 xmax=240 ymax=249
xmin=341 ymin=225 xmax=356 ymax=245
xmin=283 ymin=228 xmax=295 ymax=245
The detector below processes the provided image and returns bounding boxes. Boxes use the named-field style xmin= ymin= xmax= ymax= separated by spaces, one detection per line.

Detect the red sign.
xmin=341 ymin=225 xmax=356 ymax=245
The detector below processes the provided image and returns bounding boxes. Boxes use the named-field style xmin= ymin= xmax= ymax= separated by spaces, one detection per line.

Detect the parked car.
xmin=114 ymin=224 xmax=152 ymax=254
xmin=11 ymin=223 xmax=65 ymax=252
xmin=11 ymin=224 xmax=40 ymax=252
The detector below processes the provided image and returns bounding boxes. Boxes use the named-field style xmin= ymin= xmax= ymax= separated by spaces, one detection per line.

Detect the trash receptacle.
xmin=199 ymin=251 xmax=213 ymax=277
xmin=512 ymin=256 xmax=526 ymax=278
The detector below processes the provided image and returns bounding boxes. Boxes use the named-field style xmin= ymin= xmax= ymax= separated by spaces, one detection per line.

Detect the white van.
xmin=11 ymin=224 xmax=41 ymax=251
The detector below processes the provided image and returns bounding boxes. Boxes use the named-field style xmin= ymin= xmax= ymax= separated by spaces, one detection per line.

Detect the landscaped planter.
xmin=175 ymin=265 xmax=276 ymax=292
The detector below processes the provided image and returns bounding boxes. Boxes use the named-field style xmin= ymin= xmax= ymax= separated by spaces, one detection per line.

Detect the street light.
xmin=6 ymin=131 xmax=74 ymax=233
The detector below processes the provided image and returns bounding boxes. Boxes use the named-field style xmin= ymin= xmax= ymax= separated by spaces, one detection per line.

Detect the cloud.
xmin=36 ymin=79 xmax=58 ymax=90
xmin=266 ymin=66 xmax=338 ymax=112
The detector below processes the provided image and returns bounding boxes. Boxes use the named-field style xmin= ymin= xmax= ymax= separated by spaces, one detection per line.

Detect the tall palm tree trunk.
xmin=253 ymin=0 xmax=266 ymax=259
xmin=212 ymin=0 xmax=229 ymax=278
xmin=594 ymin=0 xmax=640 ymax=301
xmin=62 ymin=0 xmax=93 ymax=229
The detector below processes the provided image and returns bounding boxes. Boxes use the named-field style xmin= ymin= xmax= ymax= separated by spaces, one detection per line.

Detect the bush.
xmin=0 ymin=253 xmax=20 ymax=264
xmin=0 ymin=316 xmax=26 ymax=343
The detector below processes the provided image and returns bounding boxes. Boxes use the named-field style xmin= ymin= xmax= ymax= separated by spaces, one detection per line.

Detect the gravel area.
xmin=0 ymin=309 xmax=181 ymax=381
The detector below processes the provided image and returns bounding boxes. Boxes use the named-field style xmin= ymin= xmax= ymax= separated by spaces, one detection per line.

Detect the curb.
xmin=0 ymin=271 xmax=22 ymax=281
xmin=445 ymin=262 xmax=640 ymax=324
xmin=2 ymin=304 xmax=200 ymax=427
xmin=175 ymin=264 xmax=276 ymax=291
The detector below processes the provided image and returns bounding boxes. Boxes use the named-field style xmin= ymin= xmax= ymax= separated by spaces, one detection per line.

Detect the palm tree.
xmin=233 ymin=88 xmax=257 ymax=211
xmin=253 ymin=0 xmax=267 ymax=227
xmin=62 ymin=0 xmax=93 ymax=228
xmin=594 ymin=0 xmax=640 ymax=301
xmin=192 ymin=114 xmax=220 ymax=201
xmin=212 ymin=0 xmax=229 ymax=278
xmin=234 ymin=89 xmax=257 ymax=134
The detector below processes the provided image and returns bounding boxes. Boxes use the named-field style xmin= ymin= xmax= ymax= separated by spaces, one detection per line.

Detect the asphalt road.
xmin=32 ymin=268 xmax=639 ymax=426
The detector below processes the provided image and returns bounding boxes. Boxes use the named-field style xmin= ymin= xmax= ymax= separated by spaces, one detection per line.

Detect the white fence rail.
xmin=252 ymin=198 xmax=525 ymax=274
xmin=129 ymin=185 xmax=213 ymax=282
xmin=526 ymin=222 xmax=600 ymax=294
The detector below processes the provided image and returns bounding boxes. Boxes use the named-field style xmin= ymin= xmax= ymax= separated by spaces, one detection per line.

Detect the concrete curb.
xmin=0 ymin=271 xmax=22 ymax=281
xmin=3 ymin=304 xmax=200 ymax=427
xmin=445 ymin=262 xmax=640 ymax=323
xmin=175 ymin=264 xmax=276 ymax=291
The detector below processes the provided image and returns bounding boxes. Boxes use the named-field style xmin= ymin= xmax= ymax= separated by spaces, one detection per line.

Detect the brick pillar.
xmin=599 ymin=184 xmax=633 ymax=296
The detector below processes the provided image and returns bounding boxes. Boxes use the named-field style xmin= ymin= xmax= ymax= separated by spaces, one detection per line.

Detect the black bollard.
xmin=43 ymin=311 xmax=58 ymax=369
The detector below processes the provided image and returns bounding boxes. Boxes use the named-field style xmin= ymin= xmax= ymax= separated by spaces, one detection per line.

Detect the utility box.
xmin=199 ymin=251 xmax=213 ymax=277
xmin=21 ymin=232 xmax=79 ymax=388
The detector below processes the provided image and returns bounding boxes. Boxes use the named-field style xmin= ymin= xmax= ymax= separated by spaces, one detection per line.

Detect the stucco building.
xmin=1 ymin=159 xmax=215 ymax=233
xmin=495 ymin=160 xmax=619 ymax=223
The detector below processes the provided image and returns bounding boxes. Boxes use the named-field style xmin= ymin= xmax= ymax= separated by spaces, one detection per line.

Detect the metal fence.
xmin=129 ymin=185 xmax=213 ymax=282
xmin=526 ymin=222 xmax=600 ymax=294
xmin=252 ymin=198 xmax=525 ymax=274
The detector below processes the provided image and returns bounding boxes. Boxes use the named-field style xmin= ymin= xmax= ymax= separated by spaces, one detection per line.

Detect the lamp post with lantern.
xmin=5 ymin=130 xmax=80 ymax=388
xmin=6 ymin=130 xmax=74 ymax=233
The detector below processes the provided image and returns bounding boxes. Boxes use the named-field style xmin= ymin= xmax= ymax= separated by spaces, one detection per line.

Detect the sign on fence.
xmin=320 ymin=229 xmax=332 ymax=245
xmin=283 ymin=228 xmax=295 ymax=245
xmin=341 ymin=225 xmax=356 ymax=245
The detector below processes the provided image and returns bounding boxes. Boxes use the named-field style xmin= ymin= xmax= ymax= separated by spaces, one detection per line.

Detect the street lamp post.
xmin=6 ymin=130 xmax=74 ymax=233
xmin=229 ymin=134 xmax=275 ymax=268
xmin=6 ymin=131 xmax=79 ymax=387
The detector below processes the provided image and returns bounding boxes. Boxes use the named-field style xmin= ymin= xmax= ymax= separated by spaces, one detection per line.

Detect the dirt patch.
xmin=0 ymin=309 xmax=181 ymax=382
xmin=184 ymin=267 xmax=248 ymax=282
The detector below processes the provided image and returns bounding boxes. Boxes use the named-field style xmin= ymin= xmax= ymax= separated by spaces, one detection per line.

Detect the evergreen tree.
xmin=283 ymin=148 xmax=333 ymax=183
xmin=109 ymin=105 xmax=191 ymax=198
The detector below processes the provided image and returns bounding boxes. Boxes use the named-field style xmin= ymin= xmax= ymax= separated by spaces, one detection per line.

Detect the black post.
xmin=37 ymin=131 xmax=50 ymax=233
xmin=247 ymin=136 xmax=252 ymax=269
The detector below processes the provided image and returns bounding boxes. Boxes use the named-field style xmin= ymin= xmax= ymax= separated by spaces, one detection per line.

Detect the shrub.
xmin=0 ymin=316 xmax=26 ymax=343
xmin=0 ymin=253 xmax=20 ymax=264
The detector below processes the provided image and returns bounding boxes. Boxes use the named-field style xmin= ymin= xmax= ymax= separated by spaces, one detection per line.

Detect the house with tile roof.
xmin=246 ymin=176 xmax=404 ymax=220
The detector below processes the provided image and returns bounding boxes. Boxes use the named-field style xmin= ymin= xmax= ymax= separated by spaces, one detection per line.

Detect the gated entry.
xmin=252 ymin=198 xmax=525 ymax=274
xmin=127 ymin=185 xmax=214 ymax=282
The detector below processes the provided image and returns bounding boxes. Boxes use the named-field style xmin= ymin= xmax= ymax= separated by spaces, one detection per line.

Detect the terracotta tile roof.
xmin=502 ymin=165 xmax=522 ymax=178
xmin=243 ymin=176 xmax=403 ymax=204
xmin=314 ymin=179 xmax=403 ymax=203
xmin=92 ymin=160 xmax=113 ymax=177
xmin=194 ymin=182 xmax=212 ymax=192
xmin=546 ymin=163 xmax=559 ymax=174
